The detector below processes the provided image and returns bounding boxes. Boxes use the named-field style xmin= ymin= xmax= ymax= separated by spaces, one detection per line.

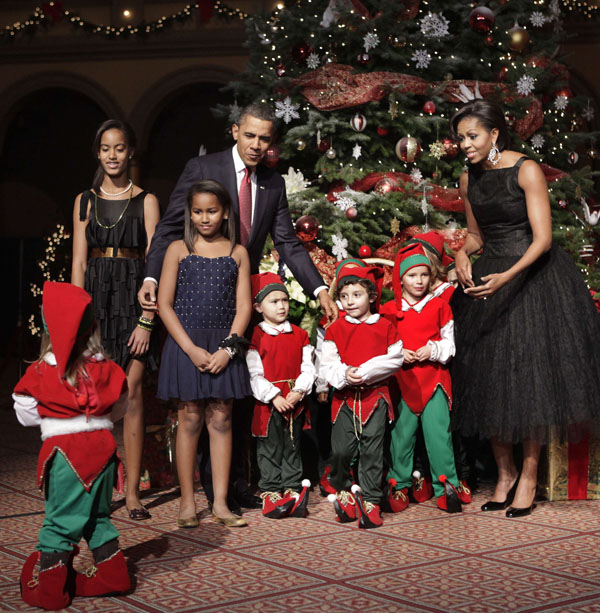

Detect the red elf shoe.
xmin=76 ymin=549 xmax=131 ymax=597
xmin=387 ymin=479 xmax=409 ymax=513
xmin=436 ymin=475 xmax=462 ymax=513
xmin=353 ymin=485 xmax=383 ymax=529
xmin=287 ymin=479 xmax=311 ymax=518
xmin=319 ymin=465 xmax=336 ymax=497
xmin=327 ymin=488 xmax=358 ymax=523
xmin=411 ymin=470 xmax=434 ymax=503
xmin=260 ymin=491 xmax=295 ymax=519
xmin=456 ymin=480 xmax=472 ymax=504
xmin=20 ymin=546 xmax=78 ymax=611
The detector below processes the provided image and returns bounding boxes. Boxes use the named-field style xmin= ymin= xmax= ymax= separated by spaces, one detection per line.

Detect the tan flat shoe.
xmin=177 ymin=515 xmax=199 ymax=528
xmin=211 ymin=512 xmax=248 ymax=527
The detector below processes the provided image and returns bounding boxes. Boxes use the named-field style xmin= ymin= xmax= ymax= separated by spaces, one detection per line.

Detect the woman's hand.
xmin=207 ymin=348 xmax=231 ymax=374
xmin=464 ymin=272 xmax=509 ymax=300
xmin=455 ymin=250 xmax=475 ymax=289
xmin=128 ymin=326 xmax=151 ymax=357
xmin=187 ymin=346 xmax=211 ymax=371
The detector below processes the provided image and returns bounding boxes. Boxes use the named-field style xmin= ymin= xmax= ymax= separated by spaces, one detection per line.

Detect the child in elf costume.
xmin=383 ymin=244 xmax=470 ymax=513
xmin=247 ymin=272 xmax=316 ymax=519
xmin=13 ymin=282 xmax=130 ymax=610
xmin=320 ymin=264 xmax=403 ymax=528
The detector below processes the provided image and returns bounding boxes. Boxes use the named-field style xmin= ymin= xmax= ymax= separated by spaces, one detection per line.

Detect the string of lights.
xmin=1 ymin=1 xmax=249 ymax=42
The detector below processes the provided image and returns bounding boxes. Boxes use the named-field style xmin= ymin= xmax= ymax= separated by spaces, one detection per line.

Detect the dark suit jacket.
xmin=145 ymin=148 xmax=324 ymax=295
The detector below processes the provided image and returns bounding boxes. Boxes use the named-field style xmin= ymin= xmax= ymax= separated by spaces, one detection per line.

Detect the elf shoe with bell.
xmin=20 ymin=547 xmax=78 ymax=610
xmin=387 ymin=479 xmax=410 ymax=513
xmin=411 ymin=470 xmax=434 ymax=503
xmin=456 ymin=480 xmax=472 ymax=504
xmin=286 ymin=479 xmax=311 ymax=518
xmin=319 ymin=465 xmax=336 ymax=497
xmin=327 ymin=488 xmax=358 ymax=523
xmin=435 ymin=475 xmax=462 ymax=513
xmin=353 ymin=485 xmax=383 ymax=529
xmin=76 ymin=540 xmax=130 ymax=597
xmin=260 ymin=491 xmax=295 ymax=519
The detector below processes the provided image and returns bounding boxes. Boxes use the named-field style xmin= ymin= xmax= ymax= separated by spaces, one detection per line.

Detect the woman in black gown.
xmin=449 ymin=100 xmax=600 ymax=517
xmin=72 ymin=120 xmax=160 ymax=519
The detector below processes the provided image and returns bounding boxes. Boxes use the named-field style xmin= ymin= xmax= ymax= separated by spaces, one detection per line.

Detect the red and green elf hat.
xmin=251 ymin=272 xmax=288 ymax=303
xmin=405 ymin=230 xmax=454 ymax=268
xmin=398 ymin=243 xmax=431 ymax=279
xmin=42 ymin=281 xmax=96 ymax=379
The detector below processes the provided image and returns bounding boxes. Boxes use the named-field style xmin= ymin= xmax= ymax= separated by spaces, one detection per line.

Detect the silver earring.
xmin=488 ymin=142 xmax=501 ymax=165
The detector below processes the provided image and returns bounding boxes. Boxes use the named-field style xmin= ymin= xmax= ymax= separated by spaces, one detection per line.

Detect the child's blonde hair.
xmin=423 ymin=251 xmax=446 ymax=289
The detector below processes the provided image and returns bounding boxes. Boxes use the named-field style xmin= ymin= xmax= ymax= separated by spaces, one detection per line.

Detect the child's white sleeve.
xmin=355 ymin=338 xmax=404 ymax=385
xmin=320 ymin=339 xmax=349 ymax=389
xmin=293 ymin=345 xmax=316 ymax=397
xmin=246 ymin=349 xmax=282 ymax=404
xmin=12 ymin=394 xmax=42 ymax=427
xmin=313 ymin=326 xmax=329 ymax=394
xmin=427 ymin=319 xmax=455 ymax=364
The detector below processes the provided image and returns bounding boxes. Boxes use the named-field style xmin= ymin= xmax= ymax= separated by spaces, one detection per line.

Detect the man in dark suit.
xmin=138 ymin=103 xmax=337 ymax=511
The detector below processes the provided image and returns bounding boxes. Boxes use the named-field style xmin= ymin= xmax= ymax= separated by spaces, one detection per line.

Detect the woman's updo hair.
xmin=450 ymin=99 xmax=511 ymax=151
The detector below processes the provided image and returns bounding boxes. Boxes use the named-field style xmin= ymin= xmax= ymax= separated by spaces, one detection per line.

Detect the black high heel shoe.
xmin=480 ymin=479 xmax=518 ymax=511
xmin=506 ymin=503 xmax=536 ymax=518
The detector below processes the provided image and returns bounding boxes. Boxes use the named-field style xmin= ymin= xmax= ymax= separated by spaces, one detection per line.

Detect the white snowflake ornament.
xmin=334 ymin=194 xmax=356 ymax=212
xmin=306 ymin=53 xmax=320 ymax=70
xmin=530 ymin=11 xmax=547 ymax=27
xmin=582 ymin=100 xmax=595 ymax=122
xmin=363 ymin=32 xmax=380 ymax=52
xmin=274 ymin=97 xmax=300 ymax=124
xmin=352 ymin=143 xmax=362 ymax=160
xmin=419 ymin=12 xmax=450 ymax=39
xmin=412 ymin=49 xmax=432 ymax=70
xmin=332 ymin=233 xmax=349 ymax=261
xmin=410 ymin=168 xmax=423 ymax=186
xmin=516 ymin=74 xmax=536 ymax=97
xmin=530 ymin=134 xmax=545 ymax=150
xmin=554 ymin=95 xmax=569 ymax=111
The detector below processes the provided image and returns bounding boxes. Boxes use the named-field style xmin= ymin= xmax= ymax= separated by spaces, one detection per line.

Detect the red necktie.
xmin=239 ymin=167 xmax=252 ymax=246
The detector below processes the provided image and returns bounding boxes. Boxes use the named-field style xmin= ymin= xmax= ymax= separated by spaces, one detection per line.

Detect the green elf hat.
xmin=398 ymin=243 xmax=431 ymax=279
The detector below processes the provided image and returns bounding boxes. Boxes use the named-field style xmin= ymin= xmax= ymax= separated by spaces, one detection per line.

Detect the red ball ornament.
xmin=317 ymin=139 xmax=330 ymax=153
xmin=295 ymin=215 xmax=320 ymax=242
xmin=395 ymin=136 xmax=422 ymax=163
xmin=292 ymin=41 xmax=312 ymax=65
xmin=469 ymin=7 xmax=495 ymax=33
xmin=357 ymin=52 xmax=371 ymax=65
xmin=374 ymin=177 xmax=397 ymax=195
xmin=263 ymin=145 xmax=281 ymax=168
xmin=423 ymin=101 xmax=436 ymax=115
xmin=442 ymin=138 xmax=459 ymax=159
xmin=358 ymin=245 xmax=372 ymax=257
xmin=377 ymin=126 xmax=390 ymax=136
xmin=345 ymin=207 xmax=358 ymax=220
xmin=275 ymin=64 xmax=286 ymax=77
xmin=350 ymin=113 xmax=367 ymax=132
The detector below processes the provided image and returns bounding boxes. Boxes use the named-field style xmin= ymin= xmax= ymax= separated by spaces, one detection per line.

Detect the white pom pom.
xmin=327 ymin=493 xmax=337 ymax=503
xmin=301 ymin=479 xmax=311 ymax=488
xmin=412 ymin=470 xmax=421 ymax=479
xmin=351 ymin=484 xmax=361 ymax=494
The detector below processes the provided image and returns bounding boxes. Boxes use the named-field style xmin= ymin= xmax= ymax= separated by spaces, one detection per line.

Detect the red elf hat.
xmin=336 ymin=263 xmax=384 ymax=295
xmin=42 ymin=281 xmax=96 ymax=378
xmin=406 ymin=231 xmax=454 ymax=268
xmin=251 ymin=272 xmax=288 ymax=303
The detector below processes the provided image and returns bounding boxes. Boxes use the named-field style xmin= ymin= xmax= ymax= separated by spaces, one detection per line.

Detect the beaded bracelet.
xmin=218 ymin=333 xmax=249 ymax=357
xmin=138 ymin=315 xmax=155 ymax=327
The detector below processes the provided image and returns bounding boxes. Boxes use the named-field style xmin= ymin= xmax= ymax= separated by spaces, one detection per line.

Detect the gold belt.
xmin=90 ymin=247 xmax=143 ymax=259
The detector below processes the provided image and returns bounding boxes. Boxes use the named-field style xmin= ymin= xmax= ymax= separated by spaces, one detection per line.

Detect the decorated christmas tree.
xmin=216 ymin=0 xmax=599 ymax=306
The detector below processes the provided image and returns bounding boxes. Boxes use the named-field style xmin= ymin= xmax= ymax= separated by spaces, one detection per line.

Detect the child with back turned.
xmin=320 ymin=263 xmax=403 ymax=529
xmin=246 ymin=272 xmax=316 ymax=519
xmin=157 ymin=180 xmax=252 ymax=528
xmin=14 ymin=282 xmax=130 ymax=610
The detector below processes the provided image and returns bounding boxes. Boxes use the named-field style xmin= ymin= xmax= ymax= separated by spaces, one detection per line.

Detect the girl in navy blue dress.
xmin=157 ymin=180 xmax=252 ymax=528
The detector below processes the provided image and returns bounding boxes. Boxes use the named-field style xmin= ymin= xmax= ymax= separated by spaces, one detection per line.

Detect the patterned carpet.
xmin=1 ymin=400 xmax=600 ymax=612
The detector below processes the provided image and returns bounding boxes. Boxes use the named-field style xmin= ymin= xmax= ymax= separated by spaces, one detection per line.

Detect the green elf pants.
xmin=257 ymin=410 xmax=304 ymax=493
xmin=388 ymin=387 xmax=459 ymax=498
xmin=37 ymin=451 xmax=120 ymax=553
xmin=330 ymin=400 xmax=387 ymax=504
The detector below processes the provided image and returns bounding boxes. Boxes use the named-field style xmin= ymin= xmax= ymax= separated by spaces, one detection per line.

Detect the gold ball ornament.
xmin=295 ymin=139 xmax=307 ymax=151
xmin=395 ymin=136 xmax=422 ymax=163
xmin=508 ymin=25 xmax=530 ymax=52
xmin=588 ymin=147 xmax=598 ymax=160
xmin=325 ymin=147 xmax=337 ymax=160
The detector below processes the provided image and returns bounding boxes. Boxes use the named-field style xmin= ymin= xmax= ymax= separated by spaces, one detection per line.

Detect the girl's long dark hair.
xmin=91 ymin=119 xmax=136 ymax=192
xmin=450 ymin=99 xmax=511 ymax=152
xmin=184 ymin=180 xmax=236 ymax=253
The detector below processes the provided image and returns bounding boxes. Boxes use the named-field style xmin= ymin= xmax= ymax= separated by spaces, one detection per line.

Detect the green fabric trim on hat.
xmin=255 ymin=283 xmax=288 ymax=303
xmin=399 ymin=254 xmax=431 ymax=278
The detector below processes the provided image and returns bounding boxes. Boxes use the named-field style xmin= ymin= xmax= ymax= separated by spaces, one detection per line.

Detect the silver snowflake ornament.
xmin=554 ymin=95 xmax=569 ymax=111
xmin=410 ymin=168 xmax=423 ymax=186
xmin=530 ymin=11 xmax=547 ymax=27
xmin=334 ymin=195 xmax=356 ymax=212
xmin=332 ymin=233 xmax=349 ymax=261
xmin=352 ymin=143 xmax=362 ymax=160
xmin=516 ymin=74 xmax=536 ymax=97
xmin=582 ymin=100 xmax=595 ymax=122
xmin=363 ymin=31 xmax=380 ymax=52
xmin=419 ymin=12 xmax=450 ymax=39
xmin=530 ymin=134 xmax=545 ymax=150
xmin=274 ymin=97 xmax=300 ymax=124
xmin=412 ymin=49 xmax=432 ymax=70
xmin=306 ymin=53 xmax=320 ymax=70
